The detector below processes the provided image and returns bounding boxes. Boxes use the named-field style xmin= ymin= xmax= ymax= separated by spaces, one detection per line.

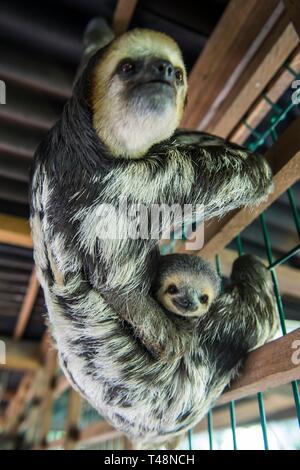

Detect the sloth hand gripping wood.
xmin=30 ymin=23 xmax=276 ymax=445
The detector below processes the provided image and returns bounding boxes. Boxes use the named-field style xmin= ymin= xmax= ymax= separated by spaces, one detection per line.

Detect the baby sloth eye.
xmin=119 ymin=60 xmax=136 ymax=75
xmin=167 ymin=284 xmax=178 ymax=295
xmin=200 ymin=294 xmax=209 ymax=305
xmin=175 ymin=68 xmax=183 ymax=83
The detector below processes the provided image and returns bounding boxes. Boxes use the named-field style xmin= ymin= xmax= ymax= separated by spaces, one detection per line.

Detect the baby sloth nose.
xmin=175 ymin=295 xmax=198 ymax=311
xmin=150 ymin=59 xmax=175 ymax=83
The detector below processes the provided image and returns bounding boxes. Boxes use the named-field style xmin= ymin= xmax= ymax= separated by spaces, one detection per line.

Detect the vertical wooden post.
xmin=36 ymin=349 xmax=58 ymax=449
xmin=113 ymin=0 xmax=138 ymax=36
xmin=64 ymin=389 xmax=82 ymax=450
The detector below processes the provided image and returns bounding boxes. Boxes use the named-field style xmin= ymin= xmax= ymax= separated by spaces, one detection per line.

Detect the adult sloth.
xmin=30 ymin=23 xmax=276 ymax=446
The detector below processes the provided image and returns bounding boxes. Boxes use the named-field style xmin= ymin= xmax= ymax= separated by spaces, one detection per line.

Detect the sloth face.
xmin=91 ymin=29 xmax=187 ymax=158
xmin=115 ymin=56 xmax=184 ymax=115
xmin=155 ymin=272 xmax=218 ymax=318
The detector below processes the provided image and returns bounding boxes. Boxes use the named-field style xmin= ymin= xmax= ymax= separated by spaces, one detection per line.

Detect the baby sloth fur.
xmin=30 ymin=22 xmax=278 ymax=447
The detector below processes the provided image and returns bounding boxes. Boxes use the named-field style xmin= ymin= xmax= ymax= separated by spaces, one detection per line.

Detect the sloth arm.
xmin=171 ymin=130 xmax=273 ymax=216
xmin=196 ymin=254 xmax=278 ymax=379
xmin=104 ymin=289 xmax=190 ymax=362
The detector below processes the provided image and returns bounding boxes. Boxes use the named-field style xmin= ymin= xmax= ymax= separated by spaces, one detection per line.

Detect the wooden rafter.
xmin=217 ymin=328 xmax=300 ymax=405
xmin=113 ymin=0 xmax=138 ymax=36
xmin=48 ymin=420 xmax=122 ymax=449
xmin=1 ymin=336 xmax=42 ymax=371
xmin=0 ymin=213 xmax=32 ymax=248
xmin=14 ymin=269 xmax=39 ymax=340
xmin=3 ymin=371 xmax=34 ymax=435
xmin=205 ymin=18 xmax=299 ymax=138
xmin=64 ymin=390 xmax=82 ymax=450
xmin=230 ymin=48 xmax=300 ymax=144
xmin=183 ymin=0 xmax=284 ymax=130
xmin=36 ymin=349 xmax=57 ymax=448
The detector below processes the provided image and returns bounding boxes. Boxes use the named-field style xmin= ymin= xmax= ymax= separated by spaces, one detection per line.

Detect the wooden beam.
xmin=36 ymin=349 xmax=58 ymax=448
xmin=183 ymin=0 xmax=283 ymax=130
xmin=1 ymin=337 xmax=42 ymax=371
xmin=3 ymin=372 xmax=34 ymax=434
xmin=113 ymin=0 xmax=138 ymax=36
xmin=0 ymin=213 xmax=32 ymax=248
xmin=53 ymin=374 xmax=69 ymax=400
xmin=284 ymin=0 xmax=300 ymax=38
xmin=231 ymin=49 xmax=300 ymax=144
xmin=64 ymin=390 xmax=82 ymax=450
xmin=205 ymin=15 xmax=299 ymax=137
xmin=79 ymin=419 xmax=122 ymax=446
xmin=179 ymin=116 xmax=300 ymax=258
xmin=47 ymin=419 xmax=122 ymax=449
xmin=217 ymin=328 xmax=300 ymax=405
xmin=14 ymin=269 xmax=39 ymax=340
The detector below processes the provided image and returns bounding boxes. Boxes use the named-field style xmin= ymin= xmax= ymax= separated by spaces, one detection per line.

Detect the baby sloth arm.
xmin=105 ymin=290 xmax=190 ymax=361
xmin=197 ymin=254 xmax=279 ymax=378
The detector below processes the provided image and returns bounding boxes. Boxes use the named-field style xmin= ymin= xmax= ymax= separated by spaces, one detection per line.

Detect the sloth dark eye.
xmin=167 ymin=284 xmax=178 ymax=295
xmin=175 ymin=68 xmax=184 ymax=83
xmin=119 ymin=60 xmax=136 ymax=75
xmin=200 ymin=294 xmax=209 ymax=304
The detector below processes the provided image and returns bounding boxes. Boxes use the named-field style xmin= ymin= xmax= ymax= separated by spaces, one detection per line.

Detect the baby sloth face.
xmin=154 ymin=254 xmax=221 ymax=318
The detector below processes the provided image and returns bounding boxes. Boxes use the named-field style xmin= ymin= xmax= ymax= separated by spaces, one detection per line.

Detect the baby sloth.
xmin=153 ymin=254 xmax=221 ymax=318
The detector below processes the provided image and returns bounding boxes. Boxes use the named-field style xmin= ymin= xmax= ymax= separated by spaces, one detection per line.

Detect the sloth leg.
xmin=198 ymin=254 xmax=279 ymax=378
xmin=230 ymin=254 xmax=279 ymax=347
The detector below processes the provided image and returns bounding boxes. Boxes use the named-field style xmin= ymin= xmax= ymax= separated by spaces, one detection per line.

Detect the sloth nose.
xmin=175 ymin=296 xmax=198 ymax=311
xmin=150 ymin=59 xmax=175 ymax=83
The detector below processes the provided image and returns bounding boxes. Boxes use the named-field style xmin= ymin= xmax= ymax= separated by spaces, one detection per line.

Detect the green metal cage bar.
xmin=257 ymin=391 xmax=270 ymax=450
xmin=207 ymin=410 xmax=214 ymax=450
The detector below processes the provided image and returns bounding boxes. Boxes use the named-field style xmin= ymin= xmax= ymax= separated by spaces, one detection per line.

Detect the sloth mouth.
xmin=133 ymin=80 xmax=174 ymax=90
xmin=173 ymin=299 xmax=199 ymax=313
xmin=144 ymin=79 xmax=173 ymax=87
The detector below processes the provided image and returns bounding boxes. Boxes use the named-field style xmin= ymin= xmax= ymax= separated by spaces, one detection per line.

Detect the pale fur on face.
xmin=91 ymin=29 xmax=187 ymax=158
xmin=155 ymin=272 xmax=217 ymax=318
